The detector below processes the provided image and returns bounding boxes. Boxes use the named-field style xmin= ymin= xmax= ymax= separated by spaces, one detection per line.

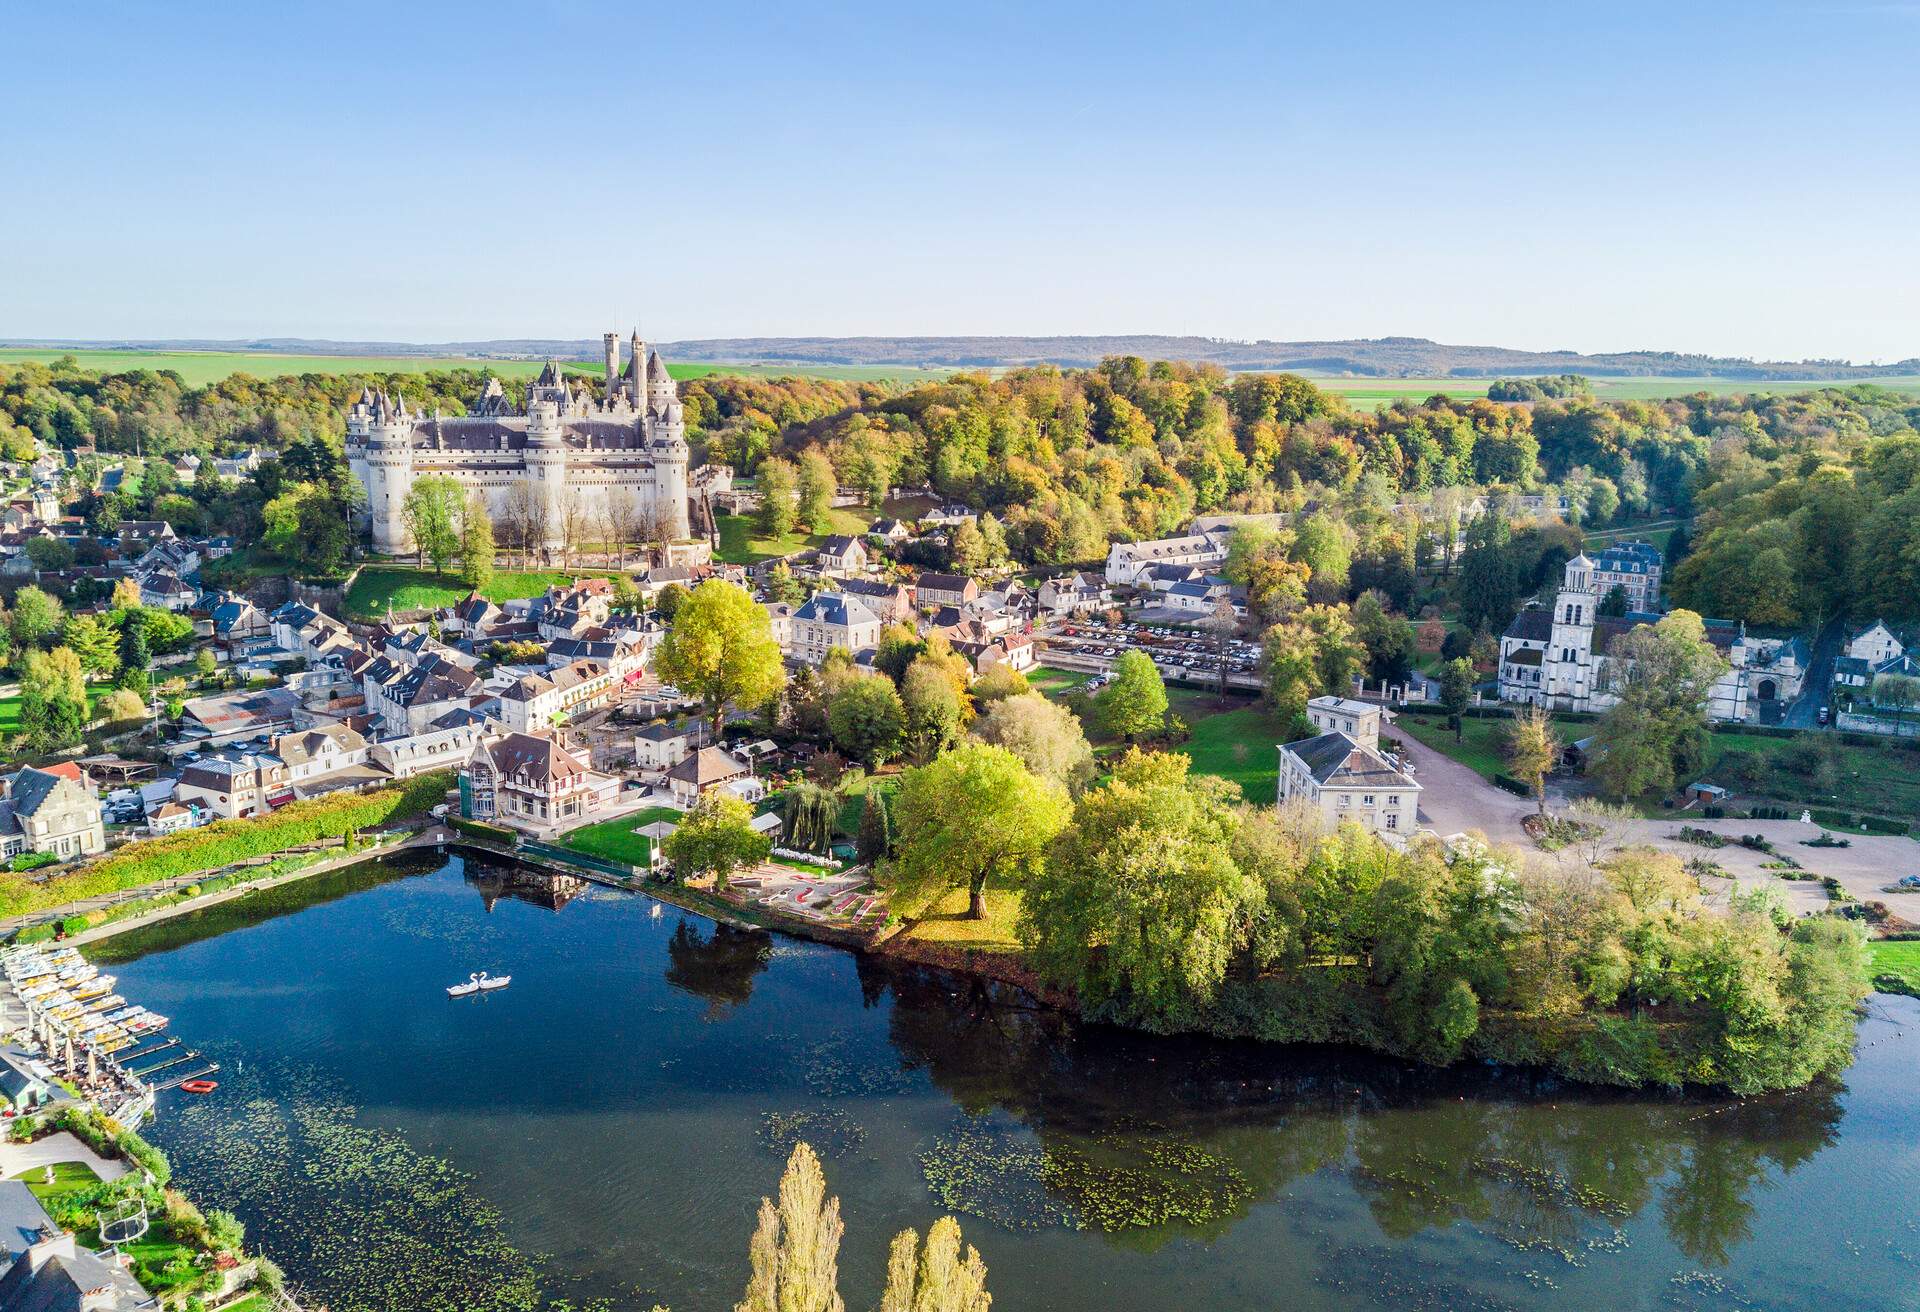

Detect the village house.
xmin=867 ymin=517 xmax=911 ymax=547
xmin=144 ymin=799 xmax=201 ymax=835
xmin=1039 ymin=571 xmax=1111 ymax=616
xmin=914 ymin=571 xmax=978 ymax=610
xmin=499 ymin=659 xmax=616 ymax=732
xmin=921 ymin=504 xmax=977 ymax=528
xmin=815 ymin=534 xmax=868 ymax=575
xmin=1103 ymin=531 xmax=1231 ymax=587
xmin=0 ymin=1180 xmax=156 ymax=1311
xmin=1584 ymin=540 xmax=1664 ymax=612
xmin=945 ymin=620 xmax=1036 ymax=676
xmin=272 ymin=723 xmax=372 ymax=788
xmin=791 ymin=591 xmax=883 ymax=666
xmin=665 ymin=744 xmax=760 ymax=808
xmin=175 ymin=751 xmax=287 ymax=819
xmin=367 ymin=707 xmax=497 ymax=779
xmin=762 ymin=601 xmax=795 ymax=650
xmin=365 ymin=653 xmax=482 ymax=735
xmin=138 ymin=570 xmax=197 ymax=611
xmin=0 ymin=763 xmax=105 ymax=861
xmin=461 ymin=731 xmax=619 ymax=833
xmin=1276 ymin=698 xmax=1420 ymax=841
xmin=634 ymin=720 xmax=702 ymax=773
xmin=836 ymin=577 xmax=914 ymax=625
xmin=114 ymin=519 xmax=175 ymax=554
xmin=210 ymin=592 xmax=271 ymax=647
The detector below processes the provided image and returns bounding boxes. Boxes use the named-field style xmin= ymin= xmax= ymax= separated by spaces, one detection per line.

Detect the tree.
xmin=402 ymin=474 xmax=462 ymax=574
xmin=1503 ymin=705 xmax=1560 ymax=814
xmin=663 ymin=790 xmax=772 ymax=885
xmin=61 ymin=614 xmax=120 ymax=681
xmin=1439 ymin=657 xmax=1476 ymax=741
xmin=193 ymin=647 xmax=217 ymax=681
xmin=948 ymin=519 xmax=986 ymax=574
xmin=655 ymin=582 xmax=689 ymax=622
xmin=458 ymin=492 xmax=494 ymax=591
xmin=1259 ymin=604 xmax=1365 ymax=725
xmin=23 ymin=537 xmax=74 ymax=572
xmin=1598 ymin=583 xmax=1629 ymax=618
xmin=22 ymin=646 xmax=86 ymax=705
xmin=294 ymin=491 xmax=350 ymax=575
xmin=796 ymin=450 xmax=836 ymax=532
xmin=782 ymin=782 xmax=841 ymax=855
xmin=1592 ymin=611 xmax=1729 ymax=799
xmin=757 ymin=458 xmax=798 ymax=538
xmin=1022 ymin=749 xmax=1254 ymax=1015
xmin=828 ymin=674 xmax=907 ymax=767
xmin=880 ymin=1216 xmax=991 ymax=1312
xmin=560 ymin=491 xmax=591 ymax=571
xmin=736 ymin=1142 xmax=844 ymax=1312
xmin=98 ymin=688 xmax=147 ymax=725
xmin=1351 ymin=589 xmax=1415 ymax=688
xmin=1873 ymin=672 xmax=1920 ymax=726
xmin=656 ymin=580 xmax=787 ymax=737
xmin=855 ymin=789 xmax=894 ymax=863
xmin=901 ymin=658 xmax=963 ymax=758
xmin=1455 ymin=512 xmax=1521 ymax=633
xmin=108 ymin=577 xmax=141 ymax=612
xmin=891 ymin=742 xmax=1069 ymax=919
xmin=1097 ymin=649 xmax=1167 ymax=742
xmin=10 ymin=586 xmax=63 ymax=651
xmin=970 ymin=662 xmax=1029 ymax=703
xmin=973 ymin=692 xmax=1095 ymax=793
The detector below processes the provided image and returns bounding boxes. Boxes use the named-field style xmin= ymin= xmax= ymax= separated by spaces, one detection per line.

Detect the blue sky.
xmin=3 ymin=0 xmax=1916 ymax=361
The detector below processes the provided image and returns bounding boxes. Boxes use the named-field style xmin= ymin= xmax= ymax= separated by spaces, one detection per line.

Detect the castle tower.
xmin=525 ymin=370 xmax=568 ymax=552
xmin=603 ymin=332 xmax=619 ymax=390
xmin=644 ymin=348 xmax=690 ymax=540
xmin=627 ymin=328 xmax=644 ymax=407
xmin=362 ymin=390 xmax=416 ymax=555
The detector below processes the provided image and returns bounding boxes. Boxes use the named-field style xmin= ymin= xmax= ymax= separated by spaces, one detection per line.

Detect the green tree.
xmin=972 ymin=691 xmax=1094 ymax=793
xmin=23 ymin=537 xmax=74 ymax=572
xmin=458 ymin=492 xmax=494 ymax=591
xmin=1260 ymin=604 xmax=1365 ymax=725
xmin=880 ymin=1216 xmax=991 ymax=1312
xmin=1096 ymin=649 xmax=1168 ymax=742
xmin=655 ymin=582 xmax=690 ymax=621
xmin=1439 ymin=657 xmax=1476 ymax=742
xmin=61 ymin=614 xmax=120 ymax=681
xmin=1592 ymin=611 xmax=1729 ymax=799
xmin=9 ymin=586 xmax=63 ymax=652
xmin=736 ymin=1141 xmax=845 ymax=1312
xmin=1455 ymin=512 xmax=1520 ymax=633
xmin=402 ymin=474 xmax=463 ymax=574
xmin=891 ymin=741 xmax=1069 ymax=919
xmin=656 ymin=579 xmax=787 ymax=738
xmin=22 ymin=646 xmax=86 ymax=705
xmin=782 ymin=782 xmax=841 ymax=855
xmin=194 ymin=647 xmax=218 ymax=681
xmin=1350 ymin=589 xmax=1415 ymax=688
xmin=1503 ymin=704 xmax=1560 ymax=814
xmin=901 ymin=657 xmax=963 ymax=758
xmin=1598 ymin=583 xmax=1629 ymax=618
xmin=757 ymin=457 xmax=798 ymax=538
xmin=1022 ymin=749 xmax=1254 ymax=1015
xmin=828 ymin=674 xmax=907 ymax=767
xmin=855 ymin=789 xmax=894 ymax=864
xmin=663 ymin=790 xmax=772 ymax=884
xmin=796 ymin=450 xmax=836 ymax=532
xmin=948 ymin=519 xmax=986 ymax=574
xmin=874 ymin=624 xmax=926 ymax=684
xmin=970 ymin=662 xmax=1029 ymax=703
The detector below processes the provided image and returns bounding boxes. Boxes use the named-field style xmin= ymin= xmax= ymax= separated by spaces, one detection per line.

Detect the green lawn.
xmin=0 ymin=684 xmax=113 ymax=736
xmin=8 ymin=1160 xmax=100 ymax=1206
xmin=1396 ymin=711 xmax=1531 ymax=782
xmin=904 ymin=886 xmax=1024 ymax=954
xmin=1028 ymin=665 xmax=1092 ymax=698
xmin=1694 ymin=732 xmax=1920 ymax=828
xmin=1176 ymin=695 xmax=1291 ymax=802
xmin=712 ymin=509 xmax=871 ymax=565
xmin=344 ymin=565 xmax=598 ymax=618
xmin=561 ymin=805 xmax=683 ymax=866
xmin=1870 ymin=940 xmax=1920 ymax=994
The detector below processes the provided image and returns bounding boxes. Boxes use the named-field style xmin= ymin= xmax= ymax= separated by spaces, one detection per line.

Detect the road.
xmin=1781 ymin=618 xmax=1843 ymax=729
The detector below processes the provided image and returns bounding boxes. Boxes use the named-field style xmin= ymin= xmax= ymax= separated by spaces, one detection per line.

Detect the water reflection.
xmin=664 ymin=921 xmax=773 ymax=1020
xmin=871 ymin=961 xmax=1843 ymax=1266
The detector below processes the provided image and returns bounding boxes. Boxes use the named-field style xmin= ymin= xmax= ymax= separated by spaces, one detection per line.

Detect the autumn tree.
xmin=1260 ymin=604 xmax=1364 ymax=725
xmin=657 ymin=579 xmax=787 ymax=737
xmin=1592 ymin=611 xmax=1728 ymax=800
xmin=891 ymin=741 xmax=1069 ymax=919
xmin=402 ymin=474 xmax=462 ymax=574
xmin=664 ymin=790 xmax=772 ymax=885
xmin=880 ymin=1216 xmax=992 ymax=1312
xmin=1503 ymin=704 xmax=1561 ymax=814
xmin=736 ymin=1142 xmax=845 ymax=1312
xmin=1096 ymin=649 xmax=1167 ymax=742
xmin=972 ymin=691 xmax=1095 ymax=793
xmin=458 ymin=491 xmax=494 ymax=591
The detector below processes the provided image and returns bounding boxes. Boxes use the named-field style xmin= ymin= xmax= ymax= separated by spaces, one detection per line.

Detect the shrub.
xmin=1492 ymin=774 xmax=1530 ymax=797
xmin=59 ymin=915 xmax=89 ymax=936
xmin=8 ymin=852 xmax=57 ymax=873
xmin=12 ymin=924 xmax=53 ymax=945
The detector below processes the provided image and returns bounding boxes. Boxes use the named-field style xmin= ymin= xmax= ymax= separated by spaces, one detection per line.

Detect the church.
xmin=347 ymin=330 xmax=691 ymax=555
xmin=1498 ymin=552 xmax=1806 ymax=723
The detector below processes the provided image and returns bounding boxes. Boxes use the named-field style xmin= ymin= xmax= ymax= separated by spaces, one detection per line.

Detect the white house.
xmin=1305 ymin=696 xmax=1385 ymax=748
xmin=1039 ymin=571 xmax=1110 ymax=616
xmin=498 ymin=659 xmax=616 ymax=732
xmin=1104 ymin=531 xmax=1231 ymax=587
xmin=461 ymin=731 xmax=619 ymax=834
xmin=815 ymin=535 xmax=868 ymax=575
xmin=272 ymin=724 xmax=370 ymax=786
xmin=1276 ymin=729 xmax=1421 ymax=841
xmin=0 ymin=763 xmax=105 ymax=861
xmin=1848 ymin=620 xmax=1907 ymax=668
xmin=635 ymin=721 xmax=702 ymax=773
xmin=665 ymin=745 xmax=758 ymax=808
xmin=790 ymin=592 xmax=882 ymax=666
xmin=367 ymin=708 xmax=497 ymax=779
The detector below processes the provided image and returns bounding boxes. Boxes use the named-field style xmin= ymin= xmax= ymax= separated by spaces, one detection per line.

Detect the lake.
xmin=92 ymin=851 xmax=1920 ymax=1312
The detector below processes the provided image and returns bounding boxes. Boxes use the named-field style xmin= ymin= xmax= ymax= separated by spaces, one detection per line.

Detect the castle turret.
xmin=603 ymin=332 xmax=619 ymax=390
xmin=524 ymin=367 xmax=568 ymax=552
xmin=627 ymin=327 xmax=644 ymax=406
xmin=360 ymin=389 xmax=416 ymax=554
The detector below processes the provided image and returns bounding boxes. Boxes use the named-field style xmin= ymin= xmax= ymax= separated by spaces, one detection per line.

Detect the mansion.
xmin=1498 ymin=553 xmax=1805 ymax=722
xmin=347 ymin=329 xmax=691 ymax=555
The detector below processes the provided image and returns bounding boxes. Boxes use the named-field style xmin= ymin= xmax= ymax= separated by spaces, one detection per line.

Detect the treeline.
xmin=1488 ymin=374 xmax=1592 ymax=402
xmin=1672 ymin=420 xmax=1920 ymax=625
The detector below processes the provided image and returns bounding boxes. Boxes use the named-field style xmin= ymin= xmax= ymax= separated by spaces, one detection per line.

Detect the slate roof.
xmin=637 ymin=720 xmax=697 ymax=743
xmin=1283 ymin=731 xmax=1419 ymax=791
xmin=818 ymin=535 xmax=862 ymax=556
xmin=483 ymin=732 xmax=587 ymax=786
xmin=916 ymin=572 xmax=974 ymax=595
xmin=794 ymin=592 xmax=879 ymax=628
xmin=1503 ymin=607 xmax=1554 ymax=643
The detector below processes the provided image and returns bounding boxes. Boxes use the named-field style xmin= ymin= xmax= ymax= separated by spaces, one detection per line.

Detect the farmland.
xmin=1303 ymin=373 xmax=1920 ymax=411
xmin=0 ymin=347 xmax=952 ymax=388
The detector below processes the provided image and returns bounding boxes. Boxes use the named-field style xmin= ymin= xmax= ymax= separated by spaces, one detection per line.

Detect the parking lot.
xmin=1038 ymin=619 xmax=1264 ymax=685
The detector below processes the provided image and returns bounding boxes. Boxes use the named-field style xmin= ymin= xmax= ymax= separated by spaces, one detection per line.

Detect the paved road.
xmin=0 ymin=1131 xmax=129 ymax=1183
xmin=1781 ymin=618 xmax=1843 ymax=729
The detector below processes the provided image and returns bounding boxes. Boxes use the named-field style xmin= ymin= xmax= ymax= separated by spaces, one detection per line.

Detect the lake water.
xmin=91 ymin=852 xmax=1920 ymax=1312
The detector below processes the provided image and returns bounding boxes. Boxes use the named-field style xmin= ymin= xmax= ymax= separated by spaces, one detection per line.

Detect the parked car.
xmin=1817 ymin=706 xmax=1831 ymax=726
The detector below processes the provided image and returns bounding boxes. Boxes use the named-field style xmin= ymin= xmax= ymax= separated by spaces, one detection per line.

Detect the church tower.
xmin=1545 ymin=553 xmax=1598 ymax=709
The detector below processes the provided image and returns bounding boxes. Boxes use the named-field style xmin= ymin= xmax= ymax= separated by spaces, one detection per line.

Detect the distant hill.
xmin=3 ymin=334 xmax=1915 ymax=380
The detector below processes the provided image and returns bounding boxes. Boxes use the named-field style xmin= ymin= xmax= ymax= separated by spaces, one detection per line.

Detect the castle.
xmin=347 ymin=330 xmax=691 ymax=555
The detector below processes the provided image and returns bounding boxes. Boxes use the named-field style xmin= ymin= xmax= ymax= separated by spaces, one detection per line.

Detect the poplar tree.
xmin=736 ymin=1143 xmax=845 ymax=1312
xmin=880 ymin=1216 xmax=992 ymax=1312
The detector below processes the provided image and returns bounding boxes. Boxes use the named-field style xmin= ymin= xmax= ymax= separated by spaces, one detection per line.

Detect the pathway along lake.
xmin=93 ymin=851 xmax=1919 ymax=1312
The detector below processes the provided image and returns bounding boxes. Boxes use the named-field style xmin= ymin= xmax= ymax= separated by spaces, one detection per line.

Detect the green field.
xmin=1027 ymin=664 xmax=1092 ymax=697
xmin=0 ymin=347 xmax=952 ymax=389
xmin=1301 ymin=374 xmax=1920 ymax=411
xmin=712 ymin=509 xmax=870 ymax=565
xmin=562 ymin=806 xmax=683 ymax=867
xmin=1173 ymin=692 xmax=1290 ymax=801
xmin=0 ymin=684 xmax=114 ymax=736
xmin=1870 ymin=940 xmax=1920 ymax=995
xmin=344 ymin=565 xmax=596 ymax=618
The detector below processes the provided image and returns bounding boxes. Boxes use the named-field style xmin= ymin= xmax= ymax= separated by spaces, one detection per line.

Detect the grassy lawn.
xmin=1397 ymin=711 xmax=1526 ymax=782
xmin=8 ymin=1160 xmax=101 ymax=1207
xmin=712 ymin=509 xmax=870 ymax=565
xmin=1695 ymin=732 xmax=1920 ymax=827
xmin=1028 ymin=664 xmax=1092 ymax=698
xmin=0 ymin=684 xmax=112 ymax=735
xmin=219 ymin=1296 xmax=270 ymax=1312
xmin=562 ymin=805 xmax=683 ymax=866
xmin=904 ymin=885 xmax=1024 ymax=954
xmin=1177 ymin=696 xmax=1292 ymax=801
xmin=1870 ymin=940 xmax=1920 ymax=994
xmin=344 ymin=565 xmax=598 ymax=618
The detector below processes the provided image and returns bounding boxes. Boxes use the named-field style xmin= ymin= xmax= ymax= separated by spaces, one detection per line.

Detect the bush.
xmin=8 ymin=852 xmax=57 ymax=873
xmin=0 ymin=771 xmax=453 ymax=919
xmin=451 ymin=817 xmax=515 ymax=844
xmin=1492 ymin=774 xmax=1530 ymax=797
xmin=59 ymin=915 xmax=89 ymax=936
xmin=12 ymin=923 xmax=53 ymax=945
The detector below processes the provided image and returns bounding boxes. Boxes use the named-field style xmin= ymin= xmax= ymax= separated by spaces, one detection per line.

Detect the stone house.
xmin=815 ymin=535 xmax=868 ymax=575
xmin=791 ymin=592 xmax=882 ymax=666
xmin=0 ymin=763 xmax=105 ymax=861
xmin=461 ymin=731 xmax=618 ymax=833
xmin=914 ymin=572 xmax=978 ymax=609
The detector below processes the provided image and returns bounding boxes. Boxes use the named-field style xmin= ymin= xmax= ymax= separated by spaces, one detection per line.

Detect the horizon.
xmin=3 ymin=1 xmax=1916 ymax=362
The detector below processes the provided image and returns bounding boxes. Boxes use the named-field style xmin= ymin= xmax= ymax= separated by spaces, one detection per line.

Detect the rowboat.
xmin=179 ymin=1080 xmax=218 ymax=1095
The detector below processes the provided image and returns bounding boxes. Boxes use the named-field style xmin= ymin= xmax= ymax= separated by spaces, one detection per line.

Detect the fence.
xmin=514 ymin=839 xmax=641 ymax=883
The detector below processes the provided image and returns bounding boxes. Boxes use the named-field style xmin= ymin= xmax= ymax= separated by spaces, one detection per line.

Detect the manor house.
xmin=347 ymin=330 xmax=690 ymax=555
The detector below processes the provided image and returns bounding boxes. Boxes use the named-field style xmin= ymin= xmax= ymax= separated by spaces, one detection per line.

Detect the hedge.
xmin=451 ymin=817 xmax=516 ymax=845
xmin=1492 ymin=774 xmax=1531 ymax=797
xmin=0 ymin=771 xmax=453 ymax=920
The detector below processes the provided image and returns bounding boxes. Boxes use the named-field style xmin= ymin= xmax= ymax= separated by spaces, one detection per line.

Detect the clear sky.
xmin=3 ymin=0 xmax=1916 ymax=362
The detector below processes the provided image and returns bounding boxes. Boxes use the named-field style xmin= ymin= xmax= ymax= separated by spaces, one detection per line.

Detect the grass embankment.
xmin=1869 ymin=940 xmax=1920 ymax=996
xmin=561 ymin=805 xmax=682 ymax=866
xmin=904 ymin=886 xmax=1024 ymax=954
xmin=1027 ymin=665 xmax=1092 ymax=697
xmin=344 ymin=566 xmax=602 ymax=618
xmin=0 ymin=771 xmax=451 ymax=921
xmin=712 ymin=509 xmax=871 ymax=565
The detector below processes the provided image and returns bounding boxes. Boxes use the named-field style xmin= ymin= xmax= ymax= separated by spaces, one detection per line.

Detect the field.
xmin=344 ymin=566 xmax=596 ymax=618
xmin=712 ymin=509 xmax=870 ymax=565
xmin=561 ymin=806 xmax=683 ymax=867
xmin=0 ymin=347 xmax=952 ymax=388
xmin=1301 ymin=374 xmax=1920 ymax=411
xmin=1869 ymin=940 xmax=1920 ymax=995
xmin=1174 ymin=692 xmax=1291 ymax=801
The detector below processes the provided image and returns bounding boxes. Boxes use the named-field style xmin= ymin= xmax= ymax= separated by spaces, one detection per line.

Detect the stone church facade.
xmin=347 ymin=330 xmax=691 ymax=555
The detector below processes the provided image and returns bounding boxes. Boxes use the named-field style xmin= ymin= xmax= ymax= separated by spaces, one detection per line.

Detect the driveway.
xmin=0 ymin=1131 xmax=128 ymax=1184
xmin=1781 ymin=619 xmax=1843 ymax=729
xmin=1391 ymin=729 xmax=1533 ymax=845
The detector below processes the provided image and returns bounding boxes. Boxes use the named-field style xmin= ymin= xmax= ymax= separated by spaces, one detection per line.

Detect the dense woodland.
xmin=5 ymin=356 xmax=1919 ymax=625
